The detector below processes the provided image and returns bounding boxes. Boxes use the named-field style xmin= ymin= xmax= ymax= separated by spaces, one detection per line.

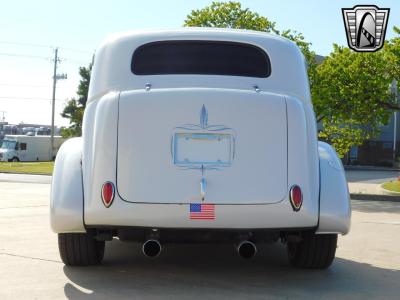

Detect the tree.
xmin=184 ymin=1 xmax=317 ymax=84
xmin=384 ymin=26 xmax=400 ymax=83
xmin=184 ymin=1 xmax=277 ymax=32
xmin=313 ymin=27 xmax=400 ymax=157
xmin=61 ymin=64 xmax=92 ymax=137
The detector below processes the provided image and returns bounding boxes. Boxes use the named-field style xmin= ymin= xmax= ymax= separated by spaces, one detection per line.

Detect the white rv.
xmin=0 ymin=135 xmax=65 ymax=162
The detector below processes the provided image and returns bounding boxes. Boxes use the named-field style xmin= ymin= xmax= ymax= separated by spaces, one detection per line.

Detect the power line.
xmin=0 ymin=40 xmax=92 ymax=66
xmin=0 ymin=41 xmax=52 ymax=49
xmin=0 ymin=52 xmax=51 ymax=60
xmin=0 ymin=83 xmax=51 ymax=88
xmin=0 ymin=83 xmax=69 ymax=89
xmin=0 ymin=52 xmax=90 ymax=66
xmin=0 ymin=96 xmax=66 ymax=101
xmin=0 ymin=41 xmax=93 ymax=54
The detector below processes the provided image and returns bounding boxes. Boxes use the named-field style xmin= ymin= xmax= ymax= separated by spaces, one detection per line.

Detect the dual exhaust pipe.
xmin=142 ymin=239 xmax=257 ymax=259
xmin=142 ymin=239 xmax=162 ymax=258
xmin=236 ymin=240 xmax=257 ymax=259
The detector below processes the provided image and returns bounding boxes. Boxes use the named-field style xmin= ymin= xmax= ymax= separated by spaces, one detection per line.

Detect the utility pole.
xmin=50 ymin=48 xmax=66 ymax=159
xmin=51 ymin=48 xmax=59 ymax=157
xmin=0 ymin=111 xmax=6 ymax=123
xmin=391 ymin=79 xmax=398 ymax=167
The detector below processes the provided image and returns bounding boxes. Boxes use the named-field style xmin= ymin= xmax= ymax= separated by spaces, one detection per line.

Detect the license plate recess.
xmin=173 ymin=133 xmax=233 ymax=167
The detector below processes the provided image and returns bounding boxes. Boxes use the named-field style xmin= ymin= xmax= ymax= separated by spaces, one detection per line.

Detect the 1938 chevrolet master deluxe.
xmin=51 ymin=29 xmax=351 ymax=269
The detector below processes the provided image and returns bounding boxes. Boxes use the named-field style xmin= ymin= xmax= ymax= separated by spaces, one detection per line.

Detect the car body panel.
xmin=50 ymin=28 xmax=350 ymax=236
xmin=50 ymin=138 xmax=85 ymax=233
xmin=117 ymin=88 xmax=288 ymax=205
xmin=316 ymin=142 xmax=351 ymax=234
xmin=88 ymin=28 xmax=311 ymax=104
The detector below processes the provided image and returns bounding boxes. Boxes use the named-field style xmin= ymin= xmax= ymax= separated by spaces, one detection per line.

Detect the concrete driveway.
xmin=0 ymin=179 xmax=399 ymax=299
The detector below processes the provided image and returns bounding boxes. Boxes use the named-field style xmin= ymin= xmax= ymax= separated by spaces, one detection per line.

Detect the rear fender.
xmin=316 ymin=142 xmax=351 ymax=234
xmin=50 ymin=137 xmax=85 ymax=233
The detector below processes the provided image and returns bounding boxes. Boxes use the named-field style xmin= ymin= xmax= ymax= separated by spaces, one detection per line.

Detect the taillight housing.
xmin=289 ymin=185 xmax=302 ymax=211
xmin=101 ymin=181 xmax=115 ymax=208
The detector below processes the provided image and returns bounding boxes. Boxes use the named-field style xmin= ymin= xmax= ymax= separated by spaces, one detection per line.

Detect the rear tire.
xmin=58 ymin=232 xmax=105 ymax=266
xmin=287 ymin=232 xmax=337 ymax=269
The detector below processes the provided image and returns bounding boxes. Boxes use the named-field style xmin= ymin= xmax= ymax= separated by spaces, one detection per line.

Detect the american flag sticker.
xmin=189 ymin=203 xmax=215 ymax=220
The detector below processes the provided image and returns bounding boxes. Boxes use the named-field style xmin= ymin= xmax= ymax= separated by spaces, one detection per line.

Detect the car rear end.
xmin=83 ymin=31 xmax=319 ymax=235
xmin=54 ymin=29 xmax=342 ymax=268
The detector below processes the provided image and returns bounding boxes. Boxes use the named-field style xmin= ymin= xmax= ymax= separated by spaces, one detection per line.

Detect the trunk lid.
xmin=117 ymin=88 xmax=287 ymax=204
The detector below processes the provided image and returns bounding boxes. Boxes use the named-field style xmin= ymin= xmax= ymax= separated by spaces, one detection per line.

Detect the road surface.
xmin=0 ymin=172 xmax=51 ymax=184
xmin=0 ymin=176 xmax=399 ymax=299
xmin=345 ymin=169 xmax=398 ymax=184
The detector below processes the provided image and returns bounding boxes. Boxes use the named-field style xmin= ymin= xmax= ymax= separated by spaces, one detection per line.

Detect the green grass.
xmin=0 ymin=161 xmax=54 ymax=175
xmin=381 ymin=181 xmax=400 ymax=193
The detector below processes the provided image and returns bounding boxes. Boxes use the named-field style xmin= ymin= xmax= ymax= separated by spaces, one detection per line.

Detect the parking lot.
xmin=0 ymin=177 xmax=399 ymax=299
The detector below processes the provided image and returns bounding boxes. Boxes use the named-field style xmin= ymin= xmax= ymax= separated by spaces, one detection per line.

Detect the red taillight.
xmin=289 ymin=185 xmax=302 ymax=211
xmin=101 ymin=182 xmax=115 ymax=208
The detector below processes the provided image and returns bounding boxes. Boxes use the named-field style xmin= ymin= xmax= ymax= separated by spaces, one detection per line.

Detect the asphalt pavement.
xmin=0 ymin=176 xmax=399 ymax=299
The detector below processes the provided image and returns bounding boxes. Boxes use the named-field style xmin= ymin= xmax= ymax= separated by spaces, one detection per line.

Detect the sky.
xmin=0 ymin=0 xmax=399 ymax=127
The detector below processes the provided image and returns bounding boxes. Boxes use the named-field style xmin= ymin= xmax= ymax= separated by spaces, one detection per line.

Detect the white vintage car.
xmin=51 ymin=28 xmax=351 ymax=269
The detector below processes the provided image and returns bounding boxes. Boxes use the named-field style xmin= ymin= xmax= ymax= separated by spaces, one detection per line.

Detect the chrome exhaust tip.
xmin=142 ymin=239 xmax=162 ymax=258
xmin=237 ymin=241 xmax=257 ymax=259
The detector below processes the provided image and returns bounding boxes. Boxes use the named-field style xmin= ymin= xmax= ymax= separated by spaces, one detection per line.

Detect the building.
xmin=347 ymin=113 xmax=400 ymax=167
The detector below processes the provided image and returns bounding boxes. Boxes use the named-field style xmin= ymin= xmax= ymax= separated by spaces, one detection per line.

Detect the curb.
xmin=344 ymin=165 xmax=400 ymax=172
xmin=350 ymin=193 xmax=400 ymax=202
xmin=379 ymin=184 xmax=400 ymax=196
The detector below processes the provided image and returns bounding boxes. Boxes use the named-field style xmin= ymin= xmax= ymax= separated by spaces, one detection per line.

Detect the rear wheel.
xmin=58 ymin=232 xmax=105 ymax=266
xmin=287 ymin=232 xmax=337 ymax=269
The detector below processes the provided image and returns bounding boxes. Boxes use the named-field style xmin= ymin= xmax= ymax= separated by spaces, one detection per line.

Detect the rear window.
xmin=131 ymin=40 xmax=271 ymax=78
